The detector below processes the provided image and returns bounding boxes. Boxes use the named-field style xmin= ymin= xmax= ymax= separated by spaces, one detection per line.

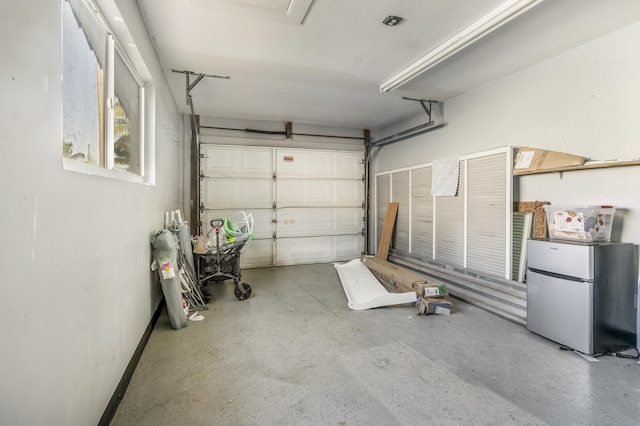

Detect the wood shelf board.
xmin=513 ymin=160 xmax=640 ymax=176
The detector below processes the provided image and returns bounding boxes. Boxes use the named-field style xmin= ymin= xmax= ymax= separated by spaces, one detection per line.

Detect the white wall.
xmin=371 ymin=21 xmax=640 ymax=340
xmin=372 ymin=21 xmax=640 ymax=245
xmin=0 ymin=1 xmax=182 ymax=424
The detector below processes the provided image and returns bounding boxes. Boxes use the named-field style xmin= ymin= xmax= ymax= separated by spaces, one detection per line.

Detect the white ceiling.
xmin=137 ymin=0 xmax=640 ymax=129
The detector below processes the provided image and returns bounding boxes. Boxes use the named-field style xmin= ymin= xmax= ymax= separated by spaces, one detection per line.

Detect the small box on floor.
xmin=412 ymin=281 xmax=447 ymax=298
xmin=416 ymin=297 xmax=453 ymax=315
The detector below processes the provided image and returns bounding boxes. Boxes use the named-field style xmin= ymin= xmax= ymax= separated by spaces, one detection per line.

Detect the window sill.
xmin=63 ymin=158 xmax=149 ymax=185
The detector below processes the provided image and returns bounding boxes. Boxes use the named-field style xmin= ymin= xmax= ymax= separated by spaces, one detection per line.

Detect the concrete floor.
xmin=111 ymin=263 xmax=640 ymax=426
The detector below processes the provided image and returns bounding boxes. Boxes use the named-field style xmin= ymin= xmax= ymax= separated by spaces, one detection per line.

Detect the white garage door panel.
xmin=202 ymin=209 xmax=273 ymax=239
xmin=200 ymin=145 xmax=364 ymax=268
xmin=305 ymin=181 xmax=333 ymax=205
xmin=277 ymin=209 xmax=306 ymax=236
xmin=276 ymin=149 xmax=363 ymax=179
xmin=241 ymin=149 xmax=273 ymax=177
xmin=201 ymin=146 xmax=237 ymax=176
xmin=244 ymin=180 xmax=274 ymax=204
xmin=276 ymin=236 xmax=362 ymax=265
xmin=201 ymin=178 xmax=273 ymax=209
xmin=277 ymin=149 xmax=333 ymax=178
xmin=335 ymin=208 xmax=362 ymax=233
xmin=239 ymin=239 xmax=273 ymax=268
xmin=201 ymin=146 xmax=272 ymax=177
xmin=305 ymin=209 xmax=333 ymax=234
xmin=276 ymin=237 xmax=333 ymax=265
xmin=335 ymin=235 xmax=363 ymax=259
xmin=335 ymin=153 xmax=363 ymax=179
xmin=276 ymin=180 xmax=305 ymax=206
xmin=202 ymin=179 xmax=239 ymax=207
xmin=277 ymin=208 xmax=361 ymax=237
xmin=335 ymin=181 xmax=363 ymax=206
xmin=275 ymin=150 xmax=304 ymax=176
xmin=304 ymin=151 xmax=333 ymax=177
xmin=276 ymin=181 xmax=361 ymax=207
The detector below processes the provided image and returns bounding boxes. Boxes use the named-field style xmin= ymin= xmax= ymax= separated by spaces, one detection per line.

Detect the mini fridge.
xmin=526 ymin=239 xmax=638 ymax=355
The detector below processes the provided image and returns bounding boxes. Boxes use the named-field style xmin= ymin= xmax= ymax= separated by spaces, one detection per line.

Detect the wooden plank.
xmin=376 ymin=202 xmax=398 ymax=260
xmin=361 ymin=255 xmax=447 ymax=297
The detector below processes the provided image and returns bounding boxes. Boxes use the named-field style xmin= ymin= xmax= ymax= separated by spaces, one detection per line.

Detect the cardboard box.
xmin=514 ymin=201 xmax=550 ymax=239
xmin=412 ymin=281 xmax=448 ymax=298
xmin=416 ymin=297 xmax=452 ymax=315
xmin=513 ymin=147 xmax=585 ymax=174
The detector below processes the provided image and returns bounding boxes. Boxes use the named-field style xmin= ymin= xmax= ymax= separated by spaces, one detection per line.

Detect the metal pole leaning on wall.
xmin=363 ymin=129 xmax=371 ymax=254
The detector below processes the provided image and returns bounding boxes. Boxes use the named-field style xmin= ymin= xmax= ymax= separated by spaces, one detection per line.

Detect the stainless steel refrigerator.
xmin=526 ymin=239 xmax=638 ymax=355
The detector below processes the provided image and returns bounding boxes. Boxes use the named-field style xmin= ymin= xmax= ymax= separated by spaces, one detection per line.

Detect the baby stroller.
xmin=196 ymin=211 xmax=254 ymax=300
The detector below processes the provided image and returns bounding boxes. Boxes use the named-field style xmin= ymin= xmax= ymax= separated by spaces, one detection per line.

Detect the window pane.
xmin=62 ymin=0 xmax=106 ymax=166
xmin=113 ymin=49 xmax=141 ymax=175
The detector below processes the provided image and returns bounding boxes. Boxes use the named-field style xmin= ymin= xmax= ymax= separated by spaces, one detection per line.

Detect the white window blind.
xmin=391 ymin=170 xmax=410 ymax=254
xmin=466 ymin=153 xmax=510 ymax=277
xmin=410 ymin=167 xmax=433 ymax=259
xmin=375 ymin=174 xmax=391 ymax=249
xmin=375 ymin=147 xmax=511 ymax=280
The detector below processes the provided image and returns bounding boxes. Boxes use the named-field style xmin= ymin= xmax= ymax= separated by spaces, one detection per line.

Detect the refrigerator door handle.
xmin=527 ymin=267 xmax=593 ymax=283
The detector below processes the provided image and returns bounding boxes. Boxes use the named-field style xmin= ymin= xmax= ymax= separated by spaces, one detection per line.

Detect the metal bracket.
xmin=368 ymin=98 xmax=442 ymax=150
xmin=173 ymin=69 xmax=230 ymax=140
xmin=172 ymin=69 xmax=230 ymax=106
xmin=401 ymin=97 xmax=438 ymax=123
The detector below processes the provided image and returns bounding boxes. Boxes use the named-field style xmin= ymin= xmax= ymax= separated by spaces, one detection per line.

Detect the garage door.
xmin=200 ymin=145 xmax=364 ymax=268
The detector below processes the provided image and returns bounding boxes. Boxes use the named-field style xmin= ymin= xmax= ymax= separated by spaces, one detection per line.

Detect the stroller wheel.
xmin=201 ymin=287 xmax=213 ymax=304
xmin=234 ymin=283 xmax=252 ymax=300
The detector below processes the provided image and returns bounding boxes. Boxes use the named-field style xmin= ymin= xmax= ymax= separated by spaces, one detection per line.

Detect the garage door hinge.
xmin=273 ymin=202 xmax=277 ymax=210
xmin=361 ymin=228 xmax=366 ymax=236
xmin=361 ymin=201 xmax=366 ymax=209
xmin=199 ymin=172 xmax=204 ymax=179
xmin=199 ymin=202 xmax=204 ymax=212
xmin=273 ymin=172 xmax=277 ymax=181
xmin=362 ymin=173 xmax=365 ymax=182
xmin=273 ymin=232 xmax=277 ymax=240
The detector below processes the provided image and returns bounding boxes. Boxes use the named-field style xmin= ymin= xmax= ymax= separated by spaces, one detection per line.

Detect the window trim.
xmin=63 ymin=0 xmax=154 ymax=184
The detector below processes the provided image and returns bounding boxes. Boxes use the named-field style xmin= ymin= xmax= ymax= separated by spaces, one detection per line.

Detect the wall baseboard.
xmin=99 ymin=300 xmax=165 ymax=426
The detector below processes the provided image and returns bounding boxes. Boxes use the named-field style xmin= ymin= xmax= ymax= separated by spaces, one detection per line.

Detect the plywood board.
xmin=377 ymin=202 xmax=398 ymax=260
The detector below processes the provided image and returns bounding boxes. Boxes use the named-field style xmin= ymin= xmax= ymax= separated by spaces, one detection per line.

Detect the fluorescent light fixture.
xmin=379 ymin=0 xmax=544 ymax=93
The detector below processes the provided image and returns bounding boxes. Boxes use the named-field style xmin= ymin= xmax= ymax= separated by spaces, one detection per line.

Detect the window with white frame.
xmin=63 ymin=0 xmax=148 ymax=178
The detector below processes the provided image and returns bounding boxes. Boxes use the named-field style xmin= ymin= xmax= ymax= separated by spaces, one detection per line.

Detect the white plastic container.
xmin=544 ymin=205 xmax=615 ymax=241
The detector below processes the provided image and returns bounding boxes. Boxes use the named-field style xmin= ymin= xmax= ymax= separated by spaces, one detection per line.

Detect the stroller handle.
xmin=210 ymin=218 xmax=223 ymax=228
